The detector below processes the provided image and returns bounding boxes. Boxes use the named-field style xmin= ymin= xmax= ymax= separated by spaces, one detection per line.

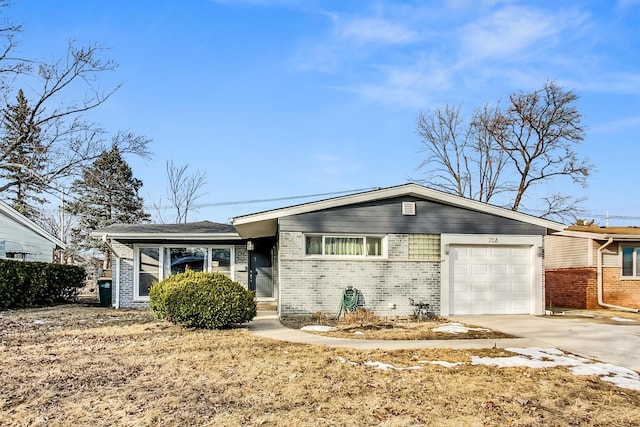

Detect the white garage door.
xmin=450 ymin=245 xmax=532 ymax=315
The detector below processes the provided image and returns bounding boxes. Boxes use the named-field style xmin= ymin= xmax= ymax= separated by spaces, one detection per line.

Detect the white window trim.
xmin=620 ymin=245 xmax=640 ymax=279
xmin=133 ymin=244 xmax=235 ymax=302
xmin=303 ymin=234 xmax=387 ymax=259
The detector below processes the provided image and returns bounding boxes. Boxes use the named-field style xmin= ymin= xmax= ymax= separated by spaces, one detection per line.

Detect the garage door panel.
xmin=491 ymin=264 xmax=508 ymax=275
xmin=511 ymin=264 xmax=528 ymax=275
xmin=450 ymin=244 xmax=532 ymax=315
xmin=453 ymin=264 xmax=469 ymax=275
xmin=472 ymin=247 xmax=488 ymax=257
xmin=492 ymin=247 xmax=508 ymax=257
xmin=472 ymin=282 xmax=489 ymax=292
xmin=453 ymin=281 xmax=471 ymax=293
xmin=472 ymin=264 xmax=488 ymax=275
xmin=491 ymin=282 xmax=508 ymax=293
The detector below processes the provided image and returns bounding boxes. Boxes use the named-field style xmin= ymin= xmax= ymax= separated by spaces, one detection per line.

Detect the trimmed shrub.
xmin=149 ymin=270 xmax=257 ymax=329
xmin=0 ymin=259 xmax=86 ymax=310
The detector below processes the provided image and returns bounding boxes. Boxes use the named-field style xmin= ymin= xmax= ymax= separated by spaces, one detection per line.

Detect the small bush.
xmin=0 ymin=259 xmax=86 ymax=310
xmin=149 ymin=270 xmax=257 ymax=329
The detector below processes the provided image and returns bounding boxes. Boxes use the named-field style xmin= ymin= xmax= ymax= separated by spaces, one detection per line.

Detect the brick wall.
xmin=545 ymin=267 xmax=598 ymax=309
xmin=602 ymin=267 xmax=640 ymax=308
xmin=545 ymin=267 xmax=640 ymax=310
xmin=278 ymin=231 xmax=441 ymax=317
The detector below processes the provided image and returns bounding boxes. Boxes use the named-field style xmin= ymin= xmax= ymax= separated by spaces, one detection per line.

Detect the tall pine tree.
xmin=0 ymin=89 xmax=47 ymax=218
xmin=68 ymin=146 xmax=149 ymax=268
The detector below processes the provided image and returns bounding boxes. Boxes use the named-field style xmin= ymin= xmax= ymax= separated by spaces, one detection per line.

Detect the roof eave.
xmin=90 ymin=231 xmax=242 ymax=241
xmin=554 ymin=230 xmax=640 ymax=241
xmin=0 ymin=200 xmax=66 ymax=249
xmin=230 ymin=184 xmax=566 ymax=234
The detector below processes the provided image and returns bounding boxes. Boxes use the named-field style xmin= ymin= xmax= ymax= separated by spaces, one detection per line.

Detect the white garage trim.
xmin=440 ymin=234 xmax=544 ymax=316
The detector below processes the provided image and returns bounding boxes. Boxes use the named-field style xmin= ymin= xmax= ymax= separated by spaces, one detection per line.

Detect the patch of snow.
xmin=301 ymin=325 xmax=337 ymax=332
xmin=337 ymin=356 xmax=358 ymax=366
xmin=611 ymin=317 xmax=638 ymax=323
xmin=353 ymin=331 xmax=365 ymax=335
xmin=337 ymin=347 xmax=640 ymax=392
xmin=32 ymin=319 xmax=49 ymax=325
xmin=432 ymin=322 xmax=489 ymax=334
xmin=571 ymin=363 xmax=640 ymax=391
xmin=364 ymin=361 xmax=422 ymax=371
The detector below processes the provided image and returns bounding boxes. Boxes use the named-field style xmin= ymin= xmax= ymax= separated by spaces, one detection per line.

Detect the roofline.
xmin=230 ymin=183 xmax=566 ymax=231
xmin=554 ymin=230 xmax=640 ymax=241
xmin=0 ymin=200 xmax=66 ymax=249
xmin=90 ymin=231 xmax=242 ymax=241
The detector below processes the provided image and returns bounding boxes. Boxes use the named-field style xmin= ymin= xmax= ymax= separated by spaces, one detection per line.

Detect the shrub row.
xmin=0 ymin=259 xmax=86 ymax=310
xmin=150 ymin=270 xmax=257 ymax=329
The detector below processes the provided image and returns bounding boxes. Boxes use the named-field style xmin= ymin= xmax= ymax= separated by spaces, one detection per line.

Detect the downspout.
xmin=114 ymin=256 xmax=120 ymax=309
xmin=101 ymin=234 xmax=120 ymax=309
xmin=597 ymin=238 xmax=640 ymax=312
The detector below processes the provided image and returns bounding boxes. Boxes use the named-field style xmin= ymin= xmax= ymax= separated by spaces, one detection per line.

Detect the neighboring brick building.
xmin=545 ymin=226 xmax=640 ymax=311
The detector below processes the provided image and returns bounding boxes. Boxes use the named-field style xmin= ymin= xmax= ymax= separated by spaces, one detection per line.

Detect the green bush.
xmin=149 ymin=270 xmax=257 ymax=329
xmin=0 ymin=259 xmax=86 ymax=310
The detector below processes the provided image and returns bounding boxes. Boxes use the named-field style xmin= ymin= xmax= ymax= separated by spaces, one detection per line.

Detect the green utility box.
xmin=97 ymin=278 xmax=112 ymax=307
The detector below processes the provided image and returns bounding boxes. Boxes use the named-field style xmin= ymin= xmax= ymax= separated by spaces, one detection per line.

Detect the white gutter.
xmin=114 ymin=256 xmax=120 ymax=309
xmin=597 ymin=238 xmax=640 ymax=312
xmin=101 ymin=233 xmax=121 ymax=309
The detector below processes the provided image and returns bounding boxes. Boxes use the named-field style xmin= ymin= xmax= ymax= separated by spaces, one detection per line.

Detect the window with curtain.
xmin=305 ymin=235 xmax=384 ymax=257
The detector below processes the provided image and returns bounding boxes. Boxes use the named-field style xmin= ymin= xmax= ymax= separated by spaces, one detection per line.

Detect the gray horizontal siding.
xmin=279 ymin=196 xmax=546 ymax=235
xmin=0 ymin=214 xmax=55 ymax=262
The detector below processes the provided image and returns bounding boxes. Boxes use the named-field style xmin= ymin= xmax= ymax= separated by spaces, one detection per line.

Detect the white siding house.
xmin=0 ymin=200 xmax=66 ymax=263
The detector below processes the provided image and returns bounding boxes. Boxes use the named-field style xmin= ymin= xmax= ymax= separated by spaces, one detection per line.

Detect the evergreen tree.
xmin=68 ymin=146 xmax=149 ymax=268
xmin=0 ymin=89 xmax=47 ymax=218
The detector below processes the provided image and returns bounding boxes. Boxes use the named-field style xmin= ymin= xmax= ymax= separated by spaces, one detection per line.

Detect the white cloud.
xmin=591 ymin=115 xmax=640 ymax=133
xmin=460 ymin=6 xmax=583 ymax=60
xmin=346 ymin=63 xmax=453 ymax=108
xmin=335 ymin=17 xmax=418 ymax=45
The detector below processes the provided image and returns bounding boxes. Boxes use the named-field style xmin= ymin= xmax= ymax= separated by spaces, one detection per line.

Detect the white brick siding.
xmin=278 ymin=231 xmax=440 ymax=317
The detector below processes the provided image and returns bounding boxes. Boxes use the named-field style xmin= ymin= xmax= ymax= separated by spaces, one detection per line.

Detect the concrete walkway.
xmin=247 ymin=311 xmax=640 ymax=372
xmin=247 ymin=311 xmax=541 ymax=351
xmin=455 ymin=314 xmax=640 ymax=372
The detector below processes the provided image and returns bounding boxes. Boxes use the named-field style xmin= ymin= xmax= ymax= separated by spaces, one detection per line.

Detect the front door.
xmin=250 ymin=249 xmax=273 ymax=298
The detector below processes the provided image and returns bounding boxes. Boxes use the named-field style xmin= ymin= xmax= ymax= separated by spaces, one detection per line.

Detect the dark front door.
xmin=250 ymin=249 xmax=273 ymax=298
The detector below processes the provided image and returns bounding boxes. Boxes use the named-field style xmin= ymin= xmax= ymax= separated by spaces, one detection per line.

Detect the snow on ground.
xmin=337 ymin=347 xmax=640 ymax=391
xmin=431 ymin=322 xmax=490 ymax=334
xmin=611 ymin=317 xmax=638 ymax=323
xmin=300 ymin=325 xmax=337 ymax=332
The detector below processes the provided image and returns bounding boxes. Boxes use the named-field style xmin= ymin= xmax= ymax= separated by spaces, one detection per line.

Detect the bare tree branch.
xmin=414 ymin=81 xmax=592 ymax=220
xmin=163 ymin=161 xmax=207 ymax=223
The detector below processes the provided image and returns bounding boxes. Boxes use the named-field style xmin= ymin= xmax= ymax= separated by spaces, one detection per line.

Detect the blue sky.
xmin=8 ymin=0 xmax=640 ymax=225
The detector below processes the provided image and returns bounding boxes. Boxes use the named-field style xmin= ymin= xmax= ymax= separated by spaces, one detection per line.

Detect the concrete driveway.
xmin=454 ymin=314 xmax=640 ymax=372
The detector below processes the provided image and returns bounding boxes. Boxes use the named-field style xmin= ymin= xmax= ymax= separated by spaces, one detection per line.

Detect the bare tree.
xmin=416 ymin=103 xmax=508 ymax=203
xmin=416 ymin=81 xmax=591 ymax=222
xmin=0 ymin=42 xmax=151 ymax=210
xmin=0 ymin=1 xmax=26 ymax=90
xmin=495 ymin=81 xmax=591 ymax=212
xmin=154 ymin=161 xmax=207 ymax=224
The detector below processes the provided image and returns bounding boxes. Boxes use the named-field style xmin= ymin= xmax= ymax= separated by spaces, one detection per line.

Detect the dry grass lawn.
xmin=281 ymin=310 xmax=515 ymax=340
xmin=1 ymin=305 xmax=640 ymax=426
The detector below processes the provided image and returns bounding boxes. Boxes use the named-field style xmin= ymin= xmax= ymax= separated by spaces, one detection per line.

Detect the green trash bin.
xmin=97 ymin=278 xmax=112 ymax=307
